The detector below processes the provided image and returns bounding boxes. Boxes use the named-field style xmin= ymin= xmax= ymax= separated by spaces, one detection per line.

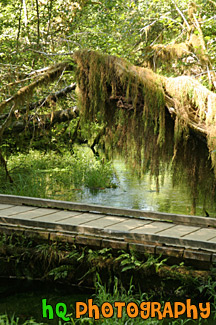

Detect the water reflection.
xmin=98 ymin=107 xmax=216 ymax=217
xmin=55 ymin=159 xmax=216 ymax=217
xmin=52 ymin=110 xmax=216 ymax=216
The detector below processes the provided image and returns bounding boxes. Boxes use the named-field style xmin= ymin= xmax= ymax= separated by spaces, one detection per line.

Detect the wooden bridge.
xmin=0 ymin=194 xmax=216 ymax=266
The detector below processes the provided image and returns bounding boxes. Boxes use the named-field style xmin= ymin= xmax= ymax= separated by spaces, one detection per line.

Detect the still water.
xmin=54 ymin=160 xmax=216 ymax=218
xmin=1 ymin=161 xmax=216 ymax=323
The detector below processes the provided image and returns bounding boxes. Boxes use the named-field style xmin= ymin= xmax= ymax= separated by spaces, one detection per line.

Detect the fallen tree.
xmin=74 ymin=50 xmax=216 ymax=172
xmin=0 ymin=50 xmax=216 ymax=177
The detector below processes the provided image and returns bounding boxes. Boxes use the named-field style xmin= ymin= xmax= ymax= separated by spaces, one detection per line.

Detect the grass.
xmin=1 ymin=233 xmax=216 ymax=324
xmin=0 ymin=279 xmax=209 ymax=325
xmin=69 ymin=274 xmax=212 ymax=325
xmin=0 ymin=315 xmax=42 ymax=325
xmin=0 ymin=147 xmax=116 ymax=200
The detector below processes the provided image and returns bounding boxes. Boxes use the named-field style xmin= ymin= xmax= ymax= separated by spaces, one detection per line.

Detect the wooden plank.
xmin=207 ymin=237 xmax=216 ymax=243
xmin=130 ymin=222 xmax=174 ymax=234
xmin=104 ymin=219 xmax=152 ymax=231
xmin=156 ymin=246 xmax=184 ymax=258
xmin=212 ymin=254 xmax=216 ymax=263
xmin=82 ymin=216 xmax=124 ymax=228
xmin=49 ymin=232 xmax=75 ymax=243
xmin=0 ymin=194 xmax=215 ymax=227
xmin=0 ymin=204 xmax=14 ymax=210
xmin=128 ymin=242 xmax=155 ymax=254
xmin=57 ymin=213 xmax=104 ymax=226
xmin=157 ymin=225 xmax=200 ymax=238
xmin=183 ymin=250 xmax=211 ymax=262
xmin=8 ymin=208 xmax=59 ymax=219
xmin=34 ymin=210 xmax=83 ymax=222
xmin=101 ymin=239 xmax=128 ymax=250
xmin=0 ymin=205 xmax=37 ymax=216
xmin=182 ymin=228 xmax=216 ymax=241
xmin=75 ymin=236 xmax=102 ymax=247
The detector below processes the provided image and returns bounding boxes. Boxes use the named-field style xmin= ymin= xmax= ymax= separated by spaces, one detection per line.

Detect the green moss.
xmin=73 ymin=50 xmax=216 ymax=212
xmin=74 ymin=50 xmax=168 ymax=175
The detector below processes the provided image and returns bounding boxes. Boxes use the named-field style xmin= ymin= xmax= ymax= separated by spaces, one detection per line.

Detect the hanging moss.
xmin=74 ymin=50 xmax=166 ymax=150
xmin=73 ymin=49 xmax=216 ymax=173
xmin=164 ymin=75 xmax=216 ymax=172
xmin=0 ymin=48 xmax=215 ymax=213
xmin=73 ymin=49 xmax=216 ymax=213
xmin=0 ymin=62 xmax=71 ymax=115
xmin=142 ymin=43 xmax=191 ymax=69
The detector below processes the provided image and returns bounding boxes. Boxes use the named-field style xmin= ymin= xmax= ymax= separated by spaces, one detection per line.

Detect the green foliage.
xmin=0 ymin=315 xmax=19 ymax=325
xmin=1 ymin=0 xmax=215 ymax=77
xmin=197 ymin=277 xmax=216 ymax=320
xmin=115 ymin=251 xmax=143 ymax=272
xmin=0 ymin=315 xmax=43 ymax=325
xmin=0 ymin=148 xmax=116 ymax=199
xmin=0 ymin=233 xmax=33 ymax=249
xmin=115 ymin=250 xmax=167 ymax=273
xmin=0 ymin=0 xmax=215 ymax=215
xmin=35 ymin=243 xmax=64 ymax=269
xmin=1 ymin=232 xmax=216 ymax=324
xmin=48 ymin=265 xmax=72 ymax=280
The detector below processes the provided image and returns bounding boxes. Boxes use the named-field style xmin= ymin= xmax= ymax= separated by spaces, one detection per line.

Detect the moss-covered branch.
xmin=0 ymin=62 xmax=73 ymax=114
xmin=74 ymin=50 xmax=216 ymax=172
xmin=0 ymin=49 xmax=215 ymax=175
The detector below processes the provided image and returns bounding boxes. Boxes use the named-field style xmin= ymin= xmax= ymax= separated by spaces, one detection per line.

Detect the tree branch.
xmin=171 ymin=0 xmax=190 ymax=30
xmin=5 ymin=107 xmax=79 ymax=135
xmin=0 ymin=62 xmax=73 ymax=114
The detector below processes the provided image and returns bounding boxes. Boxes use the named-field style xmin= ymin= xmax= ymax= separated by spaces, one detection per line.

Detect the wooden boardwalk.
xmin=0 ymin=194 xmax=216 ymax=265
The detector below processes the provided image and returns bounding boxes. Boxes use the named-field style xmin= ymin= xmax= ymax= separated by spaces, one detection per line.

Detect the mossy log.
xmin=0 ymin=50 xmax=216 ymax=173
xmin=0 ymin=83 xmax=76 ymax=122
xmin=73 ymin=50 xmax=216 ymax=172
xmin=0 ymin=62 xmax=72 ymax=115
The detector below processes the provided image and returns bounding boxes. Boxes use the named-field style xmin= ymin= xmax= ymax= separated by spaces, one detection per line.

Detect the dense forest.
xmin=0 ymin=0 xmax=216 ymax=214
xmin=1 ymin=1 xmax=216 ymax=324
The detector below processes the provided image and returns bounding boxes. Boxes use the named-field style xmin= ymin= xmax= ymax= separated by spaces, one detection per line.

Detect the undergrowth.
xmin=1 ymin=233 xmax=216 ymax=324
xmin=0 ymin=147 xmax=116 ymax=200
xmin=0 ymin=315 xmax=42 ymax=325
xmin=1 ymin=274 xmax=214 ymax=324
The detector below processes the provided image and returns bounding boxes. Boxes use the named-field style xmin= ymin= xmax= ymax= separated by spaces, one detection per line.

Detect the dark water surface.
xmin=0 ymin=278 xmax=90 ymax=324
